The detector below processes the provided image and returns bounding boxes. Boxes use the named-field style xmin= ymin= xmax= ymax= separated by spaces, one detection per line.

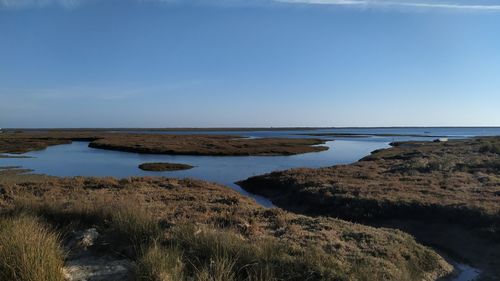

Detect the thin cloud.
xmin=2 ymin=0 xmax=500 ymax=11
xmin=0 ymin=0 xmax=81 ymax=8
xmin=276 ymin=0 xmax=500 ymax=11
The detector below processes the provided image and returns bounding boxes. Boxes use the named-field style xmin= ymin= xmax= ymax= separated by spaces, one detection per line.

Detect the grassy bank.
xmin=238 ymin=137 xmax=500 ymax=279
xmin=238 ymin=137 xmax=500 ymax=229
xmin=0 ymin=174 xmax=451 ymax=280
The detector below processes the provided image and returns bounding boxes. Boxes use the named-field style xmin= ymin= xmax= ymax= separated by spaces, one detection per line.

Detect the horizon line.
xmin=3 ymin=126 xmax=500 ymax=130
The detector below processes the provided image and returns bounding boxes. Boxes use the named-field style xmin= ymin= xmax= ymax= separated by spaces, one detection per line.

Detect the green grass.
xmin=0 ymin=215 xmax=65 ymax=281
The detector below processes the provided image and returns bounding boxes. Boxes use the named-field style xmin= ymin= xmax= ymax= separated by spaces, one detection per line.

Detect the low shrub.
xmin=479 ymin=141 xmax=500 ymax=154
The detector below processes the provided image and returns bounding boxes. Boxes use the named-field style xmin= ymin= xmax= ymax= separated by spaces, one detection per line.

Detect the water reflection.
xmin=0 ymin=139 xmax=389 ymax=206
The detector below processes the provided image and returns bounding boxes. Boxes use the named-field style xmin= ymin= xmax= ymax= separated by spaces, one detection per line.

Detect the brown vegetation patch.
xmin=238 ymin=137 xmax=500 ymax=279
xmin=88 ymin=134 xmax=327 ymax=156
xmin=0 ymin=130 xmax=328 ymax=156
xmin=138 ymin=162 xmax=194 ymax=171
xmin=0 ymin=175 xmax=451 ymax=280
xmin=238 ymin=137 xmax=500 ymax=227
xmin=0 ymin=131 xmax=100 ymax=154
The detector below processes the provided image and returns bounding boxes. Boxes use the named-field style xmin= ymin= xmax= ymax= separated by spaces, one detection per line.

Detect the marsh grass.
xmin=0 ymin=215 xmax=65 ymax=281
xmin=12 ymin=195 xmax=161 ymax=257
xmin=0 ymin=201 xmax=420 ymax=281
xmin=460 ymin=159 xmax=500 ymax=173
xmin=479 ymin=140 xmax=500 ymax=154
xmin=135 ymin=242 xmax=184 ymax=281
xmin=0 ymin=177 xmax=452 ymax=281
xmin=168 ymin=225 xmax=346 ymax=281
xmin=107 ymin=202 xmax=162 ymax=255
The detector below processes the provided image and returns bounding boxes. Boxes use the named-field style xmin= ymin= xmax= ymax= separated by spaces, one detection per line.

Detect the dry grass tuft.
xmin=169 ymin=224 xmax=346 ymax=281
xmin=135 ymin=242 xmax=184 ymax=281
xmin=12 ymin=194 xmax=161 ymax=257
xmin=0 ymin=215 xmax=65 ymax=281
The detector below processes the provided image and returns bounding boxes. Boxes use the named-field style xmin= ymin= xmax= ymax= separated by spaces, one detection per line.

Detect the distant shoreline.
xmin=3 ymin=126 xmax=500 ymax=132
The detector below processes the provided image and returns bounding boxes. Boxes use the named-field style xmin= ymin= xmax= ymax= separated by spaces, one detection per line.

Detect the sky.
xmin=1 ymin=0 xmax=499 ymax=128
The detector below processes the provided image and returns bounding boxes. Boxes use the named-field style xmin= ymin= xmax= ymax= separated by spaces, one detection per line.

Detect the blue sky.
xmin=1 ymin=0 xmax=499 ymax=128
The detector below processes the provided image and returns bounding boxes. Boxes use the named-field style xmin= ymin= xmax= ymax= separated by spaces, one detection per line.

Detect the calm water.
xmin=0 ymin=128 xmax=494 ymax=280
xmin=0 ymin=139 xmax=388 ymax=206
xmin=119 ymin=127 xmax=500 ymax=139
xmin=1 ymin=127 xmax=499 ymax=206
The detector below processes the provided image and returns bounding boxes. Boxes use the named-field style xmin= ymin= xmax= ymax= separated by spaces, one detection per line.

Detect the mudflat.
xmin=0 ymin=130 xmax=328 ymax=156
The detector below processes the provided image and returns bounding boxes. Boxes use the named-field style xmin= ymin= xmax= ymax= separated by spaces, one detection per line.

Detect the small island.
xmin=0 ymin=131 xmax=329 ymax=156
xmin=138 ymin=162 xmax=194 ymax=171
